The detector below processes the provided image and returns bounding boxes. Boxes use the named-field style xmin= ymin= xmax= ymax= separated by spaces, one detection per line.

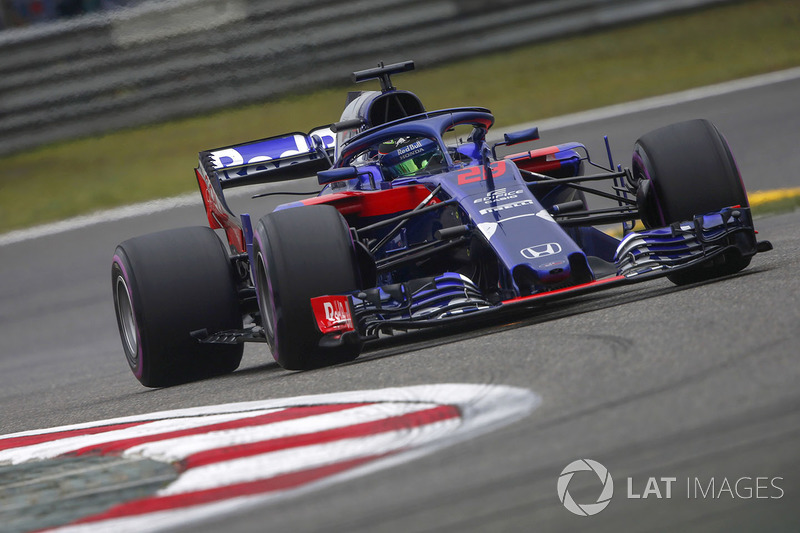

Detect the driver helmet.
xmin=379 ymin=137 xmax=441 ymax=179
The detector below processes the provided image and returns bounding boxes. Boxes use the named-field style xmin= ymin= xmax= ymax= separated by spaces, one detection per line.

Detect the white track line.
xmin=503 ymin=66 xmax=800 ymax=135
xmin=2 ymin=67 xmax=799 ymax=248
xmin=0 ymin=194 xmax=199 ymax=247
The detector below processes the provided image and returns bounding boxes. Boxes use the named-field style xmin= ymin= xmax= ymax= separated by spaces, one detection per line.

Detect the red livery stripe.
xmin=502 ymin=276 xmax=626 ymax=304
xmin=301 ymin=184 xmax=438 ymax=218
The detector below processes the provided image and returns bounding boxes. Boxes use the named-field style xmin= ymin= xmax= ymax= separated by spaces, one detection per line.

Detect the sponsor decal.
xmin=479 ymin=199 xmax=534 ymax=216
xmin=397 ymin=140 xmax=423 ymax=156
xmin=473 ymin=188 xmax=524 ymax=205
xmin=520 ymin=242 xmax=562 ymax=259
xmin=210 ymin=131 xmax=334 ymax=181
xmin=538 ymin=260 xmax=567 ymax=269
xmin=310 ymin=295 xmax=354 ymax=334
xmin=0 ymin=385 xmax=539 ymax=533
xmin=397 ymin=147 xmax=424 ymax=161
xmin=381 ymin=139 xmax=438 ymax=167
xmin=211 ymin=135 xmax=308 ymax=170
xmin=309 ymin=126 xmax=336 ymax=150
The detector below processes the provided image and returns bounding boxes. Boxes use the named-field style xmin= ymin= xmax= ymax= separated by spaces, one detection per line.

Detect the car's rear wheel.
xmin=253 ymin=205 xmax=362 ymax=370
xmin=112 ymin=226 xmax=243 ymax=387
xmin=632 ymin=119 xmax=751 ymax=285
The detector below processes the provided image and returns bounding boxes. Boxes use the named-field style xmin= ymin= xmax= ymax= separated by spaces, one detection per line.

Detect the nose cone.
xmin=512 ymin=251 xmax=593 ymax=296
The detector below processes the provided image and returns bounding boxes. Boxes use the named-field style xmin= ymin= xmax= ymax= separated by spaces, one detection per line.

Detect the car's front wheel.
xmin=632 ymin=119 xmax=751 ymax=285
xmin=253 ymin=205 xmax=362 ymax=370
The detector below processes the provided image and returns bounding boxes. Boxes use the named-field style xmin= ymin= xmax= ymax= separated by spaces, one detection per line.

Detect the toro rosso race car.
xmin=112 ymin=61 xmax=772 ymax=387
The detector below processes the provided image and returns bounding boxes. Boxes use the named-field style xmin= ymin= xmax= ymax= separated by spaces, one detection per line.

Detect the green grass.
xmin=754 ymin=196 xmax=800 ymax=216
xmin=1 ymin=0 xmax=799 ymax=230
xmin=751 ymin=190 xmax=800 ymax=217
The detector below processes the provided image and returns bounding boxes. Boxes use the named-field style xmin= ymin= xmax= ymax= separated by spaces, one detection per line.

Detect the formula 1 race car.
xmin=112 ymin=61 xmax=772 ymax=387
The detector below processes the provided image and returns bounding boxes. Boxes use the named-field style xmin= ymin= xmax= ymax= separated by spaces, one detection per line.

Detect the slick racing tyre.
xmin=112 ymin=226 xmax=243 ymax=387
xmin=632 ymin=119 xmax=751 ymax=285
xmin=253 ymin=205 xmax=362 ymax=370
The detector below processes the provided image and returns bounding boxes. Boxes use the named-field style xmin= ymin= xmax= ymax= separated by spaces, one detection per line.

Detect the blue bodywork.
xmin=243 ymin=109 xmax=754 ymax=335
xmin=193 ymin=61 xmax=768 ymax=342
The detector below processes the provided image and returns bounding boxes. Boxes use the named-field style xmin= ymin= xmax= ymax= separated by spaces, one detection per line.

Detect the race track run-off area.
xmin=0 ymin=385 xmax=538 ymax=532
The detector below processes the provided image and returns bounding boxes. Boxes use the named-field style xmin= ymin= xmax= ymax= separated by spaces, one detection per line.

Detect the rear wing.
xmin=198 ymin=126 xmax=336 ymax=189
xmin=194 ymin=126 xmax=335 ymax=254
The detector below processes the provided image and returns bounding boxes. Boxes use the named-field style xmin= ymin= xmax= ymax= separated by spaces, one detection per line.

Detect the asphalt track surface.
xmin=1 ymin=73 xmax=799 ymax=532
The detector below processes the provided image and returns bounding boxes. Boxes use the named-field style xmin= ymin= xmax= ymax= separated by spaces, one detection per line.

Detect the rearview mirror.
xmin=503 ymin=127 xmax=540 ymax=145
xmin=491 ymin=126 xmax=540 ymax=160
xmin=318 ymin=166 xmax=358 ymax=185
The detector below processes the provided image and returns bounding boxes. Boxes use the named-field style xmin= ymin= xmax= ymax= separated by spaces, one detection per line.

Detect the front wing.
xmin=311 ymin=206 xmax=771 ymax=343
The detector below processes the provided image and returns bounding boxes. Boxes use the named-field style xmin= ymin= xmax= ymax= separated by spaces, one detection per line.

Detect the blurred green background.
xmin=1 ymin=0 xmax=798 ymax=231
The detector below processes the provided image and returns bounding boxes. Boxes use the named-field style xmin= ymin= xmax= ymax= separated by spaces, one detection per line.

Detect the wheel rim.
xmin=255 ymin=252 xmax=275 ymax=345
xmin=114 ymin=275 xmax=139 ymax=364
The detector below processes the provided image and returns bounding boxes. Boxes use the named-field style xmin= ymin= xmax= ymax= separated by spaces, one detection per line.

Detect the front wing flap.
xmin=614 ymin=206 xmax=765 ymax=277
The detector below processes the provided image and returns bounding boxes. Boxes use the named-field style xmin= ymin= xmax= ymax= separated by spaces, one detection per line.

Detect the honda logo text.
xmin=520 ymin=243 xmax=562 ymax=259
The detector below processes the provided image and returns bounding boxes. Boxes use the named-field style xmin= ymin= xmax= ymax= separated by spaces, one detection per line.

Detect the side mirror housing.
xmin=491 ymin=127 xmax=540 ymax=160
xmin=318 ymin=166 xmax=358 ymax=185
xmin=504 ymin=127 xmax=540 ymax=145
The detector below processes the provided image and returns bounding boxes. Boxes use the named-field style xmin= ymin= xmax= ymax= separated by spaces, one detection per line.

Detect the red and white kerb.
xmin=0 ymin=384 xmax=538 ymax=533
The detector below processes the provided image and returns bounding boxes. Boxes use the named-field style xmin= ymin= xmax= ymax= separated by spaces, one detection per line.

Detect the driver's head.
xmin=380 ymin=138 xmax=440 ymax=179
